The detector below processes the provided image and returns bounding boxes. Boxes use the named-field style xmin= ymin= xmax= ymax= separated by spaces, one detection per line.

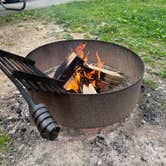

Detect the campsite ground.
xmin=0 ymin=0 xmax=165 ymax=165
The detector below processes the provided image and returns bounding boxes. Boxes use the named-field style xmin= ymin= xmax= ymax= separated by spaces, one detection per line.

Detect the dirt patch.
xmin=0 ymin=20 xmax=86 ymax=98
xmin=0 ymin=81 xmax=166 ymax=166
xmin=0 ymin=20 xmax=65 ymax=55
xmin=0 ymin=20 xmax=87 ymax=56
xmin=0 ymin=20 xmax=63 ymax=99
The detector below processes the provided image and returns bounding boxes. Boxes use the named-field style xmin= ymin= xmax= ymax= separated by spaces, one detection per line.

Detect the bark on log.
xmin=96 ymin=80 xmax=109 ymax=92
xmin=84 ymin=64 xmax=124 ymax=85
xmin=54 ymin=52 xmax=84 ymax=85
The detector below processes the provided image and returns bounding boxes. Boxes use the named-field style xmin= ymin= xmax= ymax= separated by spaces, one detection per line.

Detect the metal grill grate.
xmin=0 ymin=50 xmax=62 ymax=140
xmin=0 ymin=50 xmax=64 ymax=93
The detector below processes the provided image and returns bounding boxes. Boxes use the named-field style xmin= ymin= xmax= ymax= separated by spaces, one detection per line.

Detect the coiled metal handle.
xmin=32 ymin=104 xmax=60 ymax=140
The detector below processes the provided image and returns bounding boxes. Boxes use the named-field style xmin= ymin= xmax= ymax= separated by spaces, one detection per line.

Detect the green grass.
xmin=0 ymin=124 xmax=10 ymax=153
xmin=7 ymin=41 xmax=15 ymax=47
xmin=160 ymin=69 xmax=166 ymax=78
xmin=0 ymin=0 xmax=165 ymax=76
xmin=64 ymin=33 xmax=74 ymax=40
xmin=143 ymin=79 xmax=158 ymax=90
xmin=0 ymin=123 xmax=10 ymax=165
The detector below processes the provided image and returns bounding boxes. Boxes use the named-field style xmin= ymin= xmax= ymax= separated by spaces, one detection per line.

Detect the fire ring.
xmin=27 ymin=40 xmax=144 ymax=128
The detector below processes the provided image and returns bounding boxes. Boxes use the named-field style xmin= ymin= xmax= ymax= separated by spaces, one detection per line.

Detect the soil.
xmin=0 ymin=20 xmax=166 ymax=166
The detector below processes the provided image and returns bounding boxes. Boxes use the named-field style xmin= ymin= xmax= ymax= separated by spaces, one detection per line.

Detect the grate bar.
xmin=12 ymin=71 xmax=64 ymax=93
xmin=0 ymin=56 xmax=13 ymax=73
xmin=0 ymin=50 xmax=35 ymax=65
xmin=0 ymin=50 xmax=64 ymax=94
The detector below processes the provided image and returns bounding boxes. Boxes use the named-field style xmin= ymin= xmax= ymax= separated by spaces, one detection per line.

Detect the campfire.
xmin=0 ymin=40 xmax=144 ymax=140
xmin=54 ymin=43 xmax=124 ymax=94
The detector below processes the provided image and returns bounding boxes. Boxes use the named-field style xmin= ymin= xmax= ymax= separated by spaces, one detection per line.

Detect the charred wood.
xmin=54 ymin=52 xmax=84 ymax=85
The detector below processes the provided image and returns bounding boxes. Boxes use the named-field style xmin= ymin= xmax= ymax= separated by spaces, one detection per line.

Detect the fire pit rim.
xmin=27 ymin=39 xmax=144 ymax=96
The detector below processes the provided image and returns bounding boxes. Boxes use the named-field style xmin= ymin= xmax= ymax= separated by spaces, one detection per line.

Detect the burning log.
xmin=63 ymin=75 xmax=80 ymax=93
xmin=84 ymin=64 xmax=124 ymax=85
xmin=53 ymin=44 xmax=124 ymax=94
xmin=54 ymin=52 xmax=84 ymax=85
xmin=96 ymin=80 xmax=109 ymax=92
xmin=83 ymin=84 xmax=97 ymax=94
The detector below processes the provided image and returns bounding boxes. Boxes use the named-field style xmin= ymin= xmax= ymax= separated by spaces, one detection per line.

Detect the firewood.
xmin=96 ymin=80 xmax=109 ymax=92
xmin=84 ymin=64 xmax=124 ymax=85
xmin=82 ymin=85 xmax=89 ymax=94
xmin=83 ymin=84 xmax=97 ymax=94
xmin=63 ymin=75 xmax=79 ymax=93
xmin=88 ymin=84 xmax=97 ymax=94
xmin=54 ymin=52 xmax=84 ymax=85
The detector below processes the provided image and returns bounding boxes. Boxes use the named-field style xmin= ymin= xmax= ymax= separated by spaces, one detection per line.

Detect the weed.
xmin=64 ymin=33 xmax=73 ymax=40
xmin=160 ymin=69 xmax=166 ymax=78
xmin=7 ymin=41 xmax=15 ymax=47
xmin=143 ymin=79 xmax=158 ymax=90
xmin=0 ymin=123 xmax=10 ymax=153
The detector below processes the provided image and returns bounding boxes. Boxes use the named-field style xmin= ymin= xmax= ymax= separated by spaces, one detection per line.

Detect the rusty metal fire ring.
xmin=27 ymin=40 xmax=144 ymax=129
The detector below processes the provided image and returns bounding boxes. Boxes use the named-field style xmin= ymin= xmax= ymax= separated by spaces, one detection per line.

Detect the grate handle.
xmin=31 ymin=104 xmax=60 ymax=140
xmin=0 ymin=50 xmax=60 ymax=140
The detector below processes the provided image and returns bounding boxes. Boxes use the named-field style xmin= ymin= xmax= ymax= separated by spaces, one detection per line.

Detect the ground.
xmin=0 ymin=0 xmax=166 ymax=165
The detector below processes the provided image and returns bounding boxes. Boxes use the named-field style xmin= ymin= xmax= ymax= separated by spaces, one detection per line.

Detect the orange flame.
xmin=65 ymin=67 xmax=81 ymax=92
xmin=65 ymin=44 xmax=104 ymax=93
xmin=75 ymin=43 xmax=88 ymax=62
xmin=96 ymin=51 xmax=104 ymax=80
xmin=75 ymin=43 xmax=86 ymax=59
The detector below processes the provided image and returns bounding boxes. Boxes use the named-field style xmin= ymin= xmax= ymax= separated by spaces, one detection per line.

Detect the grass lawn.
xmin=0 ymin=0 xmax=165 ymax=76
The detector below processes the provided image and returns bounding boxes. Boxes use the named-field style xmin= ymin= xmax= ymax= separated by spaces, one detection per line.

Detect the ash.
xmin=0 ymin=82 xmax=166 ymax=166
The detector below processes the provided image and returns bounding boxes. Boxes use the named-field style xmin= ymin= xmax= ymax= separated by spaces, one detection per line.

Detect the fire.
xmin=75 ymin=43 xmax=86 ymax=59
xmin=65 ymin=67 xmax=81 ymax=92
xmin=65 ymin=43 xmax=104 ymax=93
xmin=96 ymin=51 xmax=104 ymax=80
